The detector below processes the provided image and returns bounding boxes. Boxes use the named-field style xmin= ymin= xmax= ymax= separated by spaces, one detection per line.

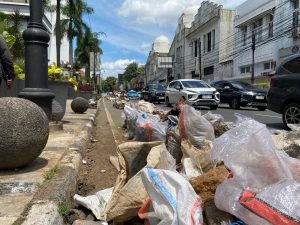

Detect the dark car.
xmin=211 ymin=80 xmax=267 ymax=110
xmin=267 ymin=54 xmax=300 ymax=127
xmin=141 ymin=84 xmax=166 ymax=103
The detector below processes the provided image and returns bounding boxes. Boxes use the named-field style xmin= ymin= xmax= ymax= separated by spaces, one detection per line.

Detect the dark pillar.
xmin=19 ymin=0 xmax=55 ymax=120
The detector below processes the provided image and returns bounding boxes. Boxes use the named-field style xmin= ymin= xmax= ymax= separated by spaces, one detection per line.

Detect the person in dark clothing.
xmin=0 ymin=36 xmax=14 ymax=88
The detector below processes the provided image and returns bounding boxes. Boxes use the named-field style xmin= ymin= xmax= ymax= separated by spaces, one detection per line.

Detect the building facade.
xmin=0 ymin=0 xmax=70 ymax=65
xmin=168 ymin=6 xmax=198 ymax=81
xmin=145 ymin=36 xmax=172 ymax=85
xmin=233 ymin=0 xmax=300 ymax=80
xmin=185 ymin=1 xmax=236 ymax=82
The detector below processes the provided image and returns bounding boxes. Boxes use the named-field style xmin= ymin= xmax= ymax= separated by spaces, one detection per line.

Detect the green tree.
xmin=102 ymin=76 xmax=117 ymax=92
xmin=7 ymin=9 xmax=24 ymax=60
xmin=123 ymin=62 xmax=139 ymax=82
xmin=75 ymin=28 xmax=103 ymax=79
xmin=60 ymin=0 xmax=94 ymax=67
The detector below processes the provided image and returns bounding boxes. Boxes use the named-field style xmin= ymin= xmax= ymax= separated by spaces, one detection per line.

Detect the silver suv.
xmin=165 ymin=79 xmax=220 ymax=109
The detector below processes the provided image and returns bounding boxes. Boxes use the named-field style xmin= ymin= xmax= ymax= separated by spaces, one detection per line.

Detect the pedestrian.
xmin=0 ymin=36 xmax=14 ymax=88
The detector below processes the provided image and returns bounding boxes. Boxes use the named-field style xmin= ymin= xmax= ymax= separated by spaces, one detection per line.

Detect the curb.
xmin=20 ymin=103 xmax=99 ymax=225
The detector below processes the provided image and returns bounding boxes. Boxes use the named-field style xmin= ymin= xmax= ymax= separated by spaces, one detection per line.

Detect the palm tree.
xmin=8 ymin=9 xmax=24 ymax=60
xmin=75 ymin=28 xmax=100 ymax=78
xmin=56 ymin=0 xmax=61 ymax=66
xmin=60 ymin=0 xmax=94 ymax=68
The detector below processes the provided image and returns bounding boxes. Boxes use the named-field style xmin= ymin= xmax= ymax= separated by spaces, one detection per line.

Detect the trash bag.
xmin=166 ymin=116 xmax=182 ymax=164
xmin=179 ymin=105 xmax=215 ymax=148
xmin=73 ymin=187 xmax=113 ymax=220
xmin=181 ymin=140 xmax=214 ymax=174
xmin=135 ymin=113 xmax=168 ymax=142
xmin=139 ymin=168 xmax=203 ymax=225
xmin=124 ymin=105 xmax=139 ymax=139
xmin=137 ymin=100 xmax=156 ymax=114
xmin=211 ymin=116 xmax=300 ymax=225
xmin=203 ymin=111 xmax=224 ymax=125
xmin=101 ymin=142 xmax=176 ymax=222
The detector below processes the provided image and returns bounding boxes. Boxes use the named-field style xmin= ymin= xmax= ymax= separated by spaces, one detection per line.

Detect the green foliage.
xmin=7 ymin=9 xmax=25 ymax=60
xmin=102 ymin=76 xmax=117 ymax=92
xmin=0 ymin=12 xmax=16 ymax=49
xmin=58 ymin=202 xmax=72 ymax=219
xmin=123 ymin=62 xmax=144 ymax=82
xmin=43 ymin=165 xmax=59 ymax=181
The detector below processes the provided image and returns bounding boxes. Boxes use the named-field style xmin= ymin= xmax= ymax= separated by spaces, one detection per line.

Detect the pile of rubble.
xmin=74 ymin=100 xmax=300 ymax=225
xmin=105 ymin=95 xmax=130 ymax=110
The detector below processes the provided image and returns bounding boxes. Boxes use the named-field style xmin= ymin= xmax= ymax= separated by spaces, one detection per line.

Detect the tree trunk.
xmin=69 ymin=36 xmax=73 ymax=68
xmin=56 ymin=0 xmax=61 ymax=66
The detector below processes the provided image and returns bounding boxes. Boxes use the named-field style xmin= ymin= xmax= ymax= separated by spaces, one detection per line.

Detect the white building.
xmin=233 ymin=0 xmax=300 ymax=80
xmin=145 ymin=36 xmax=172 ymax=85
xmin=0 ymin=0 xmax=69 ymax=65
xmin=169 ymin=5 xmax=199 ymax=81
xmin=185 ymin=1 xmax=236 ymax=82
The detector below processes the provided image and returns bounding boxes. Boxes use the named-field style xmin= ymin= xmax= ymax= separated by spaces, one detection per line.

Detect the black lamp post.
xmin=19 ymin=0 xmax=55 ymax=120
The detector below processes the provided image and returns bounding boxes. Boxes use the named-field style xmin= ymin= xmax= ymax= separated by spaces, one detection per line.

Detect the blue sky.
xmin=84 ymin=0 xmax=246 ymax=78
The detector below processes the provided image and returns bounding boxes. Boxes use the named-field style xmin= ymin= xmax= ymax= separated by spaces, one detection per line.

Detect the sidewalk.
xmin=0 ymin=100 xmax=97 ymax=225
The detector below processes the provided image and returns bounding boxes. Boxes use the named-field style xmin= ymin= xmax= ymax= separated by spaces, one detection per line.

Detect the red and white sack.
xmin=211 ymin=116 xmax=300 ymax=225
xmin=140 ymin=168 xmax=203 ymax=225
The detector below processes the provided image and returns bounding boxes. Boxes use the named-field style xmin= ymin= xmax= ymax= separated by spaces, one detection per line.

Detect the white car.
xmin=165 ymin=79 xmax=220 ymax=109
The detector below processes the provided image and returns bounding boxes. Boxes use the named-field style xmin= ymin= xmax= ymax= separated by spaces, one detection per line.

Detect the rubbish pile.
xmin=105 ymin=93 xmax=130 ymax=110
xmin=74 ymin=100 xmax=300 ymax=225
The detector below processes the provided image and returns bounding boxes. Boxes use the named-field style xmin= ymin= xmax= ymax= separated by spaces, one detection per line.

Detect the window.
xmin=203 ymin=35 xmax=206 ymax=53
xmin=242 ymin=26 xmax=247 ymax=46
xmin=194 ymin=40 xmax=198 ymax=57
xmin=240 ymin=66 xmax=251 ymax=74
xmin=191 ymin=71 xmax=198 ymax=78
xmin=264 ymin=62 xmax=271 ymax=70
xmin=253 ymin=19 xmax=262 ymax=42
xmin=181 ymin=80 xmax=210 ymax=88
xmin=212 ymin=81 xmax=224 ymax=89
xmin=268 ymin=14 xmax=274 ymax=38
xmin=212 ymin=30 xmax=216 ymax=50
xmin=278 ymin=58 xmax=300 ymax=74
xmin=207 ymin=32 xmax=212 ymax=52
xmin=204 ymin=66 xmax=214 ymax=75
xmin=168 ymin=81 xmax=176 ymax=88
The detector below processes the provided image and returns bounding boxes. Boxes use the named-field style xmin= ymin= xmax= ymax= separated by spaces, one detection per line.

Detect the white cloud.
xmin=118 ymin=0 xmax=246 ymax=27
xmin=140 ymin=42 xmax=152 ymax=51
xmin=102 ymin=59 xmax=140 ymax=78
xmin=118 ymin=0 xmax=201 ymax=27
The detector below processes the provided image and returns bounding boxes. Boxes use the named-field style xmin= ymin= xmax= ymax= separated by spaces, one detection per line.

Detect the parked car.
xmin=141 ymin=84 xmax=166 ymax=103
xmin=165 ymin=79 xmax=220 ymax=109
xmin=211 ymin=80 xmax=267 ymax=111
xmin=127 ymin=90 xmax=140 ymax=100
xmin=267 ymin=53 xmax=300 ymax=127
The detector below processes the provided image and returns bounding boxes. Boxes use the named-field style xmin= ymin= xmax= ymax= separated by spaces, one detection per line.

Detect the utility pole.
xmin=251 ymin=32 xmax=256 ymax=84
xmin=198 ymin=40 xmax=202 ymax=80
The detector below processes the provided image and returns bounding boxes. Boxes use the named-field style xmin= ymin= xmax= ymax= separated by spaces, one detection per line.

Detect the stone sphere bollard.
xmin=0 ymin=98 xmax=49 ymax=169
xmin=52 ymin=99 xmax=64 ymax=122
xmin=71 ymin=97 xmax=89 ymax=114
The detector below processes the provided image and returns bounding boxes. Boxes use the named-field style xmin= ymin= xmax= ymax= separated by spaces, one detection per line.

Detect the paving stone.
xmin=0 ymin=194 xmax=32 ymax=217
xmin=0 ymin=217 xmax=18 ymax=225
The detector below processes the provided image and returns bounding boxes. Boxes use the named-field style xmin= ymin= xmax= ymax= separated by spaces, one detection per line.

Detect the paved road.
xmin=155 ymin=102 xmax=286 ymax=131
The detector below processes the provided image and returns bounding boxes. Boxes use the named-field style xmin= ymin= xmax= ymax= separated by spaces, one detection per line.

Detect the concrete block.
xmin=22 ymin=202 xmax=64 ymax=225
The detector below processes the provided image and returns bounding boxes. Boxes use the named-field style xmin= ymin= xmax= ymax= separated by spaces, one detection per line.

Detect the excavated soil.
xmin=190 ymin=166 xmax=229 ymax=205
xmin=78 ymin=103 xmax=126 ymax=196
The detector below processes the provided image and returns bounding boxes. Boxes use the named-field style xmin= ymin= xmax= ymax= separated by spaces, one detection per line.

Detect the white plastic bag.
xmin=203 ymin=111 xmax=224 ymax=125
xmin=179 ymin=105 xmax=215 ymax=148
xmin=73 ymin=187 xmax=113 ymax=220
xmin=135 ymin=113 xmax=168 ymax=142
xmin=212 ymin=116 xmax=300 ymax=225
xmin=140 ymin=168 xmax=203 ymax=225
